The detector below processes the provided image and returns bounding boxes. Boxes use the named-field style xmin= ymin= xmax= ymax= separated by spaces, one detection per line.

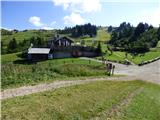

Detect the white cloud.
xmin=151 ymin=8 xmax=160 ymax=27
xmin=29 ymin=16 xmax=44 ymax=27
xmin=138 ymin=7 xmax=160 ymax=27
xmin=41 ymin=26 xmax=54 ymax=30
xmin=51 ymin=21 xmax=56 ymax=25
xmin=52 ymin=0 xmax=101 ymax=13
xmin=29 ymin=16 xmax=56 ymax=29
xmin=80 ymin=0 xmax=101 ymax=13
xmin=53 ymin=0 xmax=101 ymax=25
xmin=63 ymin=12 xmax=86 ymax=25
xmin=0 ymin=27 xmax=12 ymax=31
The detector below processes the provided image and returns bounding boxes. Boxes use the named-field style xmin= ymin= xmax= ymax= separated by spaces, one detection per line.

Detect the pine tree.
xmin=96 ymin=41 xmax=102 ymax=55
xmin=7 ymin=38 xmax=17 ymax=53
xmin=157 ymin=25 xmax=160 ymax=40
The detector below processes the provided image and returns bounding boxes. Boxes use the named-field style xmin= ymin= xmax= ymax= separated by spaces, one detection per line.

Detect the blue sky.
xmin=1 ymin=0 xmax=160 ymax=30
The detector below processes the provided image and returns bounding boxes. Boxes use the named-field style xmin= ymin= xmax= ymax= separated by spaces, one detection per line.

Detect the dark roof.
xmin=54 ymin=36 xmax=74 ymax=43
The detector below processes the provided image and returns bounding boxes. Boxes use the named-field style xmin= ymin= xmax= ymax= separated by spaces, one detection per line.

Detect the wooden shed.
xmin=28 ymin=48 xmax=51 ymax=60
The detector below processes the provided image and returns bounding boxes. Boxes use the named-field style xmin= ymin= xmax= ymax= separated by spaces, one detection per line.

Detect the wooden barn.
xmin=28 ymin=48 xmax=51 ymax=60
xmin=27 ymin=35 xmax=98 ymax=61
xmin=48 ymin=36 xmax=74 ymax=48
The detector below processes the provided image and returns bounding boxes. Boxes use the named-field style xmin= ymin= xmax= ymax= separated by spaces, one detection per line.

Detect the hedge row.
xmin=138 ymin=57 xmax=160 ymax=66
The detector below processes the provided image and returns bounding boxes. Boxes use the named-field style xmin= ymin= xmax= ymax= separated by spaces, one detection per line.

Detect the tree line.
xmin=57 ymin=23 xmax=97 ymax=37
xmin=108 ymin=22 xmax=160 ymax=53
xmin=1 ymin=36 xmax=46 ymax=54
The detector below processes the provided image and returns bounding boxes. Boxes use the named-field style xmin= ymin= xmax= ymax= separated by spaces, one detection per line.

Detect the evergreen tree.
xmin=109 ymin=22 xmax=158 ymax=53
xmin=37 ymin=37 xmax=43 ymax=47
xmin=7 ymin=38 xmax=18 ymax=53
xmin=71 ymin=23 xmax=97 ymax=37
xmin=157 ymin=25 xmax=160 ymax=40
xmin=108 ymin=26 xmax=113 ymax=32
xmin=96 ymin=41 xmax=102 ymax=55
xmin=134 ymin=22 xmax=145 ymax=37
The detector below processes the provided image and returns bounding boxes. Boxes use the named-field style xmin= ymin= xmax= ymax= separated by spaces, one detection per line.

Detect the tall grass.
xmin=1 ymin=58 xmax=107 ymax=89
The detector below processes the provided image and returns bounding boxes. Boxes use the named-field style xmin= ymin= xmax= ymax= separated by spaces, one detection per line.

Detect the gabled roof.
xmin=28 ymin=48 xmax=50 ymax=54
xmin=54 ymin=36 xmax=74 ymax=43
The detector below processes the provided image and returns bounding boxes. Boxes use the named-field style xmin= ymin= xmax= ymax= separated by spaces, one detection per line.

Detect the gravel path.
xmin=80 ymin=57 xmax=160 ymax=84
xmin=1 ymin=76 xmax=136 ymax=100
xmin=1 ymin=59 xmax=159 ymax=100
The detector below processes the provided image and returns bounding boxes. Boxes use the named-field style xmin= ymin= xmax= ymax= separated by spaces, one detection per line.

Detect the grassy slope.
xmin=2 ymin=28 xmax=109 ymax=44
xmin=83 ymin=28 xmax=111 ymax=41
xmin=1 ymin=30 xmax=55 ymax=45
xmin=129 ymin=51 xmax=160 ymax=64
xmin=1 ymin=52 xmax=22 ymax=64
xmin=73 ymin=28 xmax=111 ymax=42
xmin=2 ymin=80 xmax=160 ymax=120
xmin=113 ymin=82 xmax=160 ymax=120
xmin=157 ymin=41 xmax=160 ymax=48
xmin=101 ymin=50 xmax=160 ymax=65
xmin=106 ymin=51 xmax=132 ymax=61
xmin=1 ymin=57 xmax=107 ymax=89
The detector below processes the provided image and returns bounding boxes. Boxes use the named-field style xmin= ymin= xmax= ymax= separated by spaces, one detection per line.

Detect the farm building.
xmin=48 ymin=36 xmax=74 ymax=48
xmin=28 ymin=48 xmax=51 ymax=60
xmin=27 ymin=35 xmax=100 ymax=61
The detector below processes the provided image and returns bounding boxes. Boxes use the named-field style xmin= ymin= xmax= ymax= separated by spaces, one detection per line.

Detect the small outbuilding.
xmin=28 ymin=48 xmax=51 ymax=60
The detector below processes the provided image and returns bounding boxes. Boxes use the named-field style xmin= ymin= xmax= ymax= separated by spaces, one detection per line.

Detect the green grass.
xmin=107 ymin=52 xmax=131 ymax=61
xmin=98 ymin=50 xmax=160 ymax=65
xmin=1 ymin=30 xmax=55 ymax=45
xmin=1 ymin=52 xmax=22 ymax=64
xmin=81 ymin=28 xmax=110 ymax=41
xmin=130 ymin=51 xmax=160 ymax=64
xmin=1 ymin=57 xmax=107 ymax=89
xmin=96 ymin=28 xmax=111 ymax=41
xmin=1 ymin=30 xmax=55 ymax=54
xmin=2 ymin=80 xmax=160 ymax=120
xmin=73 ymin=28 xmax=111 ymax=43
xmin=112 ymin=82 xmax=160 ymax=120
xmin=157 ymin=41 xmax=160 ymax=48
xmin=96 ymin=51 xmax=130 ymax=63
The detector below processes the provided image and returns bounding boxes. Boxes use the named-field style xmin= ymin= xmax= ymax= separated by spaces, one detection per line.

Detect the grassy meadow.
xmin=1 ymin=52 xmax=22 ymax=64
xmin=1 ymin=30 xmax=55 ymax=45
xmin=81 ymin=28 xmax=111 ymax=41
xmin=156 ymin=41 xmax=160 ymax=48
xmin=1 ymin=28 xmax=160 ymax=120
xmin=2 ymin=80 xmax=160 ymax=120
xmin=129 ymin=51 xmax=160 ymax=64
xmin=1 ymin=47 xmax=160 ymax=89
xmin=1 ymin=28 xmax=160 ymax=90
xmin=74 ymin=28 xmax=111 ymax=43
xmin=1 ymin=54 xmax=108 ymax=89
xmin=100 ymin=50 xmax=160 ymax=65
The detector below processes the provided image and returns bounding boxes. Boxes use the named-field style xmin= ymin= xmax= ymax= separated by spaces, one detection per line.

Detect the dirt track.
xmin=1 ymin=59 xmax=160 ymax=100
xmin=1 ymin=76 xmax=137 ymax=100
xmin=80 ymin=57 xmax=160 ymax=84
xmin=113 ymin=59 xmax=160 ymax=84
